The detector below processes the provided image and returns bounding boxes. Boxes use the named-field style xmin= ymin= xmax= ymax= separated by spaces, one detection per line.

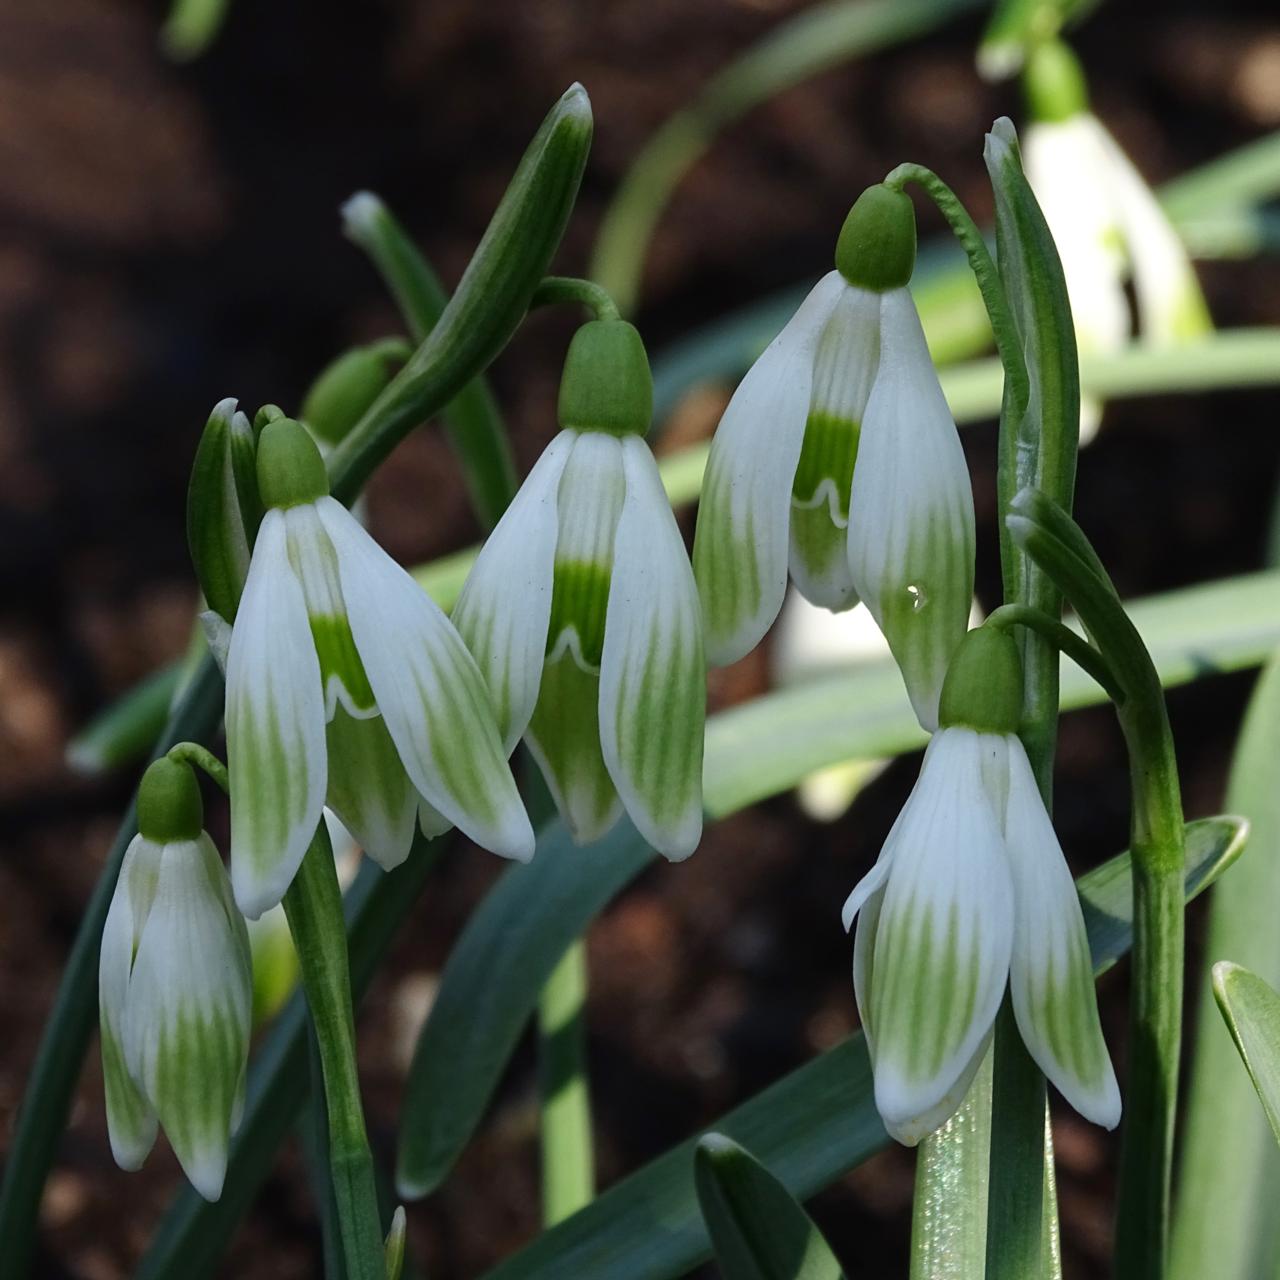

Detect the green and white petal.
xmin=598 ymin=436 xmax=705 ymax=860
xmin=99 ymin=835 xmax=162 ymax=1171
xmin=1001 ymin=736 xmax=1121 ymax=1129
xmin=284 ymin=502 xmax=377 ymax=720
xmin=693 ymin=271 xmax=846 ymax=665
xmin=527 ymin=653 xmax=622 ymax=845
xmin=317 ymin=497 xmax=534 ymax=862
xmin=846 ymin=289 xmax=975 ymax=732
xmin=789 ymin=283 xmax=880 ymax=611
xmin=1093 ymin=118 xmax=1212 ymax=345
xmin=865 ymin=729 xmax=1013 ymax=1145
xmin=325 ymin=708 xmax=420 ymax=871
xmin=453 ymin=431 xmax=573 ymax=751
xmin=226 ymin=509 xmax=327 ymax=919
xmin=125 ymin=836 xmax=252 ymax=1201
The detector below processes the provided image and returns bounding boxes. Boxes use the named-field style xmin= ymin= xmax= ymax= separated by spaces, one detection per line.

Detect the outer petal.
xmin=846 ymin=289 xmax=975 ymax=731
xmin=226 ymin=509 xmax=327 ymax=919
xmin=1091 ymin=117 xmax=1212 ymax=345
xmin=866 ymin=729 xmax=1013 ymax=1145
xmin=598 ymin=437 xmax=705 ymax=860
xmin=1002 ymin=737 xmax=1121 ymax=1128
xmin=452 ymin=431 xmax=573 ymax=751
xmin=99 ymin=835 xmax=161 ymax=1171
xmin=125 ymin=836 xmax=252 ymax=1201
xmin=317 ymin=497 xmax=534 ymax=862
xmin=325 ymin=708 xmax=420 ymax=872
xmin=693 ymin=271 xmax=846 ymax=665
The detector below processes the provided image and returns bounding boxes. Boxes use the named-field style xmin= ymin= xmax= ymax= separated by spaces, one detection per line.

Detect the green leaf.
xmin=1173 ymin=648 xmax=1280 ymax=1280
xmin=65 ymin=661 xmax=181 ymax=775
xmin=466 ymin=817 xmax=1243 ymax=1280
xmin=694 ymin=1134 xmax=844 ymax=1280
xmin=1212 ymin=963 xmax=1280 ymax=1146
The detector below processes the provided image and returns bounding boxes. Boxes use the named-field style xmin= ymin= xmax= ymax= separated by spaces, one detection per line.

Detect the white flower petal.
xmin=847 ymin=289 xmax=975 ymax=731
xmin=325 ymin=709 xmax=420 ymax=872
xmin=598 ymin=437 xmax=705 ymax=860
xmin=881 ymin=1030 xmax=993 ymax=1147
xmin=1091 ymin=118 xmax=1211 ymax=345
xmin=866 ymin=729 xmax=1013 ymax=1143
xmin=226 ymin=510 xmax=327 ymax=919
xmin=693 ymin=271 xmax=846 ymax=665
xmin=452 ymin=431 xmax=573 ymax=750
xmin=1002 ymin=736 xmax=1121 ymax=1129
xmin=317 ymin=497 xmax=534 ymax=862
xmin=99 ymin=835 xmax=162 ymax=1171
xmin=125 ymin=836 xmax=252 ymax=1202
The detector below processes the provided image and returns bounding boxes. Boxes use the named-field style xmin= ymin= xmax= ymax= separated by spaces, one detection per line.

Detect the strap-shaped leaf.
xmin=1211 ymin=963 xmax=1280 ymax=1145
xmin=695 ymin=1133 xmax=844 ymax=1280
xmin=470 ymin=817 xmax=1243 ymax=1280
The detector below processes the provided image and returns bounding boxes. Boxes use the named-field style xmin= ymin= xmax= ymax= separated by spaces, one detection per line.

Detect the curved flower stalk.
xmin=1022 ymin=40 xmax=1211 ymax=441
xmin=842 ymin=626 xmax=1120 ymax=1145
xmin=453 ymin=318 xmax=705 ymax=858
xmin=99 ymin=758 xmax=251 ymax=1201
xmin=692 ymin=184 xmax=974 ymax=731
xmin=226 ymin=418 xmax=533 ymax=918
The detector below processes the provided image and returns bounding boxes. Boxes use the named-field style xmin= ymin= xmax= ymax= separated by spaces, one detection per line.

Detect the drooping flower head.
xmin=692 ymin=184 xmax=975 ymax=730
xmin=842 ymin=626 xmax=1120 ymax=1145
xmin=225 ymin=418 xmax=533 ymax=918
xmin=453 ymin=319 xmax=705 ymax=858
xmin=99 ymin=757 xmax=252 ymax=1201
xmin=1020 ymin=40 xmax=1211 ymax=440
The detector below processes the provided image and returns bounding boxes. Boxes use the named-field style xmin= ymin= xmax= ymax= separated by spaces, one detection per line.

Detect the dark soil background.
xmin=3 ymin=0 xmax=1280 ymax=1276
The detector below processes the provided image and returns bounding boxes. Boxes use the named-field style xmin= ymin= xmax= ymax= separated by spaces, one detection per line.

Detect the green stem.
xmin=302 ymin=1030 xmax=348 ymax=1280
xmin=282 ymin=826 xmax=384 ymax=1280
xmin=165 ymin=741 xmax=229 ymax=792
xmin=537 ymin=940 xmax=595 ymax=1225
xmin=529 ymin=276 xmax=621 ymax=322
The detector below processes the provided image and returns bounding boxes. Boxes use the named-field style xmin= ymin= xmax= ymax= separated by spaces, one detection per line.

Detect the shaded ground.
xmin=2 ymin=0 xmax=1280 ymax=1275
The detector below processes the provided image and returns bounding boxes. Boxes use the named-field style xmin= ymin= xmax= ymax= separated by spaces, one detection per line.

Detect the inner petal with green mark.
xmin=283 ymin=503 xmax=377 ymax=719
xmin=546 ymin=430 xmax=626 ymax=673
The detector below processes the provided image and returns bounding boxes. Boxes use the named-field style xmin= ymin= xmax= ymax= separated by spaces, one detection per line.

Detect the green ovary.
xmin=547 ymin=558 xmax=613 ymax=670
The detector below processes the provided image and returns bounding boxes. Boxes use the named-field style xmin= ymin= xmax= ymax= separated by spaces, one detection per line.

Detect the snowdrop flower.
xmin=453 ymin=319 xmax=704 ymax=858
xmin=99 ymin=758 xmax=252 ymax=1201
xmin=692 ymin=184 xmax=974 ymax=731
xmin=842 ymin=626 xmax=1120 ymax=1145
xmin=1021 ymin=40 xmax=1211 ymax=441
xmin=226 ymin=418 xmax=533 ymax=918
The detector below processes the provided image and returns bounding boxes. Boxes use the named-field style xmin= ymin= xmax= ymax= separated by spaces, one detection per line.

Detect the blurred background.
xmin=3 ymin=0 xmax=1280 ymax=1275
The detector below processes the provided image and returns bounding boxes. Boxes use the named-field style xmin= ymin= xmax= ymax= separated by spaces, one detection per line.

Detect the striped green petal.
xmin=864 ymin=729 xmax=1013 ymax=1146
xmin=1002 ymin=735 xmax=1121 ymax=1128
xmin=317 ymin=497 xmax=534 ymax=862
xmin=453 ymin=431 xmax=572 ymax=751
xmin=847 ymin=288 xmax=975 ymax=732
xmin=599 ymin=437 xmax=705 ymax=860
xmin=693 ymin=271 xmax=846 ymax=665
xmin=527 ymin=652 xmax=621 ymax=846
xmin=124 ymin=835 xmax=252 ymax=1201
xmin=99 ymin=834 xmax=162 ymax=1171
xmin=325 ymin=707 xmax=420 ymax=872
xmin=226 ymin=509 xmax=328 ymax=919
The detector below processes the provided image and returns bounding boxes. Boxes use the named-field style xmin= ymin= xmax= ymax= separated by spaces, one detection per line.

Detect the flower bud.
xmin=187 ymin=398 xmax=261 ymax=623
xmin=300 ymin=339 xmax=410 ymax=448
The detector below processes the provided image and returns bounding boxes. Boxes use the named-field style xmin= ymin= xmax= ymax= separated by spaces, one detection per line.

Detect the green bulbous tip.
xmin=938 ymin=626 xmax=1024 ymax=735
xmin=137 ymin=758 xmax=204 ymax=843
xmin=1023 ymin=40 xmax=1088 ymax=124
xmin=301 ymin=340 xmax=408 ymax=446
xmin=256 ymin=418 xmax=329 ymax=509
xmin=835 ymin=184 xmax=917 ymax=292
xmin=557 ymin=319 xmax=653 ymax=437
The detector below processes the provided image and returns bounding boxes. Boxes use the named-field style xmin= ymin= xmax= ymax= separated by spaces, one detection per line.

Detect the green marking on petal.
xmin=693 ymin=461 xmax=762 ymax=648
xmin=310 ymin=614 xmax=376 ymax=714
xmin=527 ymin=652 xmax=620 ymax=844
xmin=101 ymin=1018 xmax=155 ymax=1165
xmin=791 ymin=410 xmax=859 ymax=516
xmin=233 ymin=694 xmax=304 ymax=880
xmin=547 ymin=558 xmax=613 ymax=670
